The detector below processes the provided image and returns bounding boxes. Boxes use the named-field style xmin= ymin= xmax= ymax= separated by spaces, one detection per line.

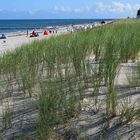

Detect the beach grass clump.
xmin=2 ymin=105 xmax=13 ymax=129
xmin=103 ymin=35 xmax=120 ymax=118
xmin=0 ymin=19 xmax=140 ymax=138
xmin=119 ymin=98 xmax=140 ymax=123
xmin=37 ymin=75 xmax=81 ymax=139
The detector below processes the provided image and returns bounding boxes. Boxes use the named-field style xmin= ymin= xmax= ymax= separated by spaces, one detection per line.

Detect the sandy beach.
xmin=0 ymin=27 xmax=68 ymax=55
xmin=0 ymin=21 xmax=113 ymax=55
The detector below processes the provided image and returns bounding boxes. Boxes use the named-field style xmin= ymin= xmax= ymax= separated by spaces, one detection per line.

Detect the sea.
xmin=0 ymin=19 xmax=113 ymax=33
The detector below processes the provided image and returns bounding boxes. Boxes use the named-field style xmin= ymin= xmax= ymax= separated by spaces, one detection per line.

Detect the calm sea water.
xmin=0 ymin=19 xmax=113 ymax=33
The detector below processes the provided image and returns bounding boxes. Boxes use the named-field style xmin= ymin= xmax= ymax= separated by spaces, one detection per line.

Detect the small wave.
xmin=0 ymin=27 xmax=44 ymax=30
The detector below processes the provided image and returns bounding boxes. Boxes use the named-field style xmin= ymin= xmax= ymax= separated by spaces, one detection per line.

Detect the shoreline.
xmin=0 ymin=20 xmax=114 ymax=55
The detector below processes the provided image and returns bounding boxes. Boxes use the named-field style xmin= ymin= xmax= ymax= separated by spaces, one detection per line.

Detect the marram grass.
xmin=0 ymin=19 xmax=140 ymax=139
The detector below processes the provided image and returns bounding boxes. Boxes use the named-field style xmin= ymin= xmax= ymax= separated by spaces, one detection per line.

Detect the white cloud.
xmin=95 ymin=1 xmax=140 ymax=15
xmin=54 ymin=6 xmax=84 ymax=13
xmin=73 ymin=8 xmax=83 ymax=13
xmin=28 ymin=10 xmax=35 ymax=15
xmin=86 ymin=6 xmax=91 ymax=12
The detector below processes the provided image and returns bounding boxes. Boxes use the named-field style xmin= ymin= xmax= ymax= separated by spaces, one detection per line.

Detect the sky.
xmin=0 ymin=0 xmax=140 ymax=19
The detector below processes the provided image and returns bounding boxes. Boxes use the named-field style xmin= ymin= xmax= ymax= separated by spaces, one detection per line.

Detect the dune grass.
xmin=0 ymin=19 xmax=140 ymax=139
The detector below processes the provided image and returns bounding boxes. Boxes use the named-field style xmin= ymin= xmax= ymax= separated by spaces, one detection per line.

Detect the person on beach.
xmin=0 ymin=34 xmax=7 ymax=44
xmin=44 ymin=30 xmax=48 ymax=36
xmin=32 ymin=30 xmax=36 ymax=36
xmin=0 ymin=34 xmax=6 ymax=39
xmin=30 ymin=30 xmax=39 ymax=37
xmin=26 ymin=30 xmax=28 ymax=37
xmin=49 ymin=30 xmax=52 ymax=34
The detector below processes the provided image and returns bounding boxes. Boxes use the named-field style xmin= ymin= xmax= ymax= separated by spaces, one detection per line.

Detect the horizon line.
xmin=0 ymin=18 xmax=119 ymax=20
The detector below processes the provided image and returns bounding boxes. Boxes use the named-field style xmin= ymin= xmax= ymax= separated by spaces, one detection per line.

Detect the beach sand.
xmin=0 ymin=27 xmax=69 ymax=55
xmin=0 ymin=33 xmax=48 ymax=55
xmin=0 ymin=21 xmax=113 ymax=55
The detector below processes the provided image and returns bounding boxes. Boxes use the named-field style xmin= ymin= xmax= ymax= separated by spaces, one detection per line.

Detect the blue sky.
xmin=0 ymin=0 xmax=140 ymax=19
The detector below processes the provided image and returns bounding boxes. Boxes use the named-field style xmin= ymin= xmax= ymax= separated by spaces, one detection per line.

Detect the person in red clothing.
xmin=30 ymin=30 xmax=39 ymax=37
xmin=32 ymin=30 xmax=36 ymax=36
xmin=44 ymin=30 xmax=48 ymax=35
